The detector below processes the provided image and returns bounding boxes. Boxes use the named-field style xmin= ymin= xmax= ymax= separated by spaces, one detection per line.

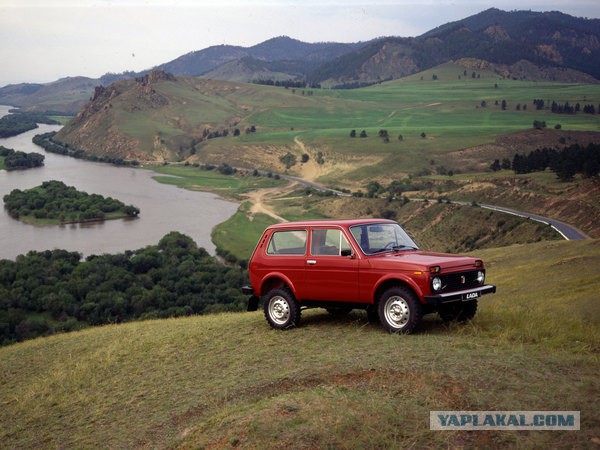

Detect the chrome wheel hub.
xmin=384 ymin=296 xmax=409 ymax=329
xmin=269 ymin=296 xmax=290 ymax=325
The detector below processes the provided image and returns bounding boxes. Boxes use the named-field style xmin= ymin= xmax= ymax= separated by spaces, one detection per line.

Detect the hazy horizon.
xmin=1 ymin=0 xmax=599 ymax=87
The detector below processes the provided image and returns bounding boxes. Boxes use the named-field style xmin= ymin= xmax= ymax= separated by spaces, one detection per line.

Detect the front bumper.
xmin=424 ymin=284 xmax=496 ymax=304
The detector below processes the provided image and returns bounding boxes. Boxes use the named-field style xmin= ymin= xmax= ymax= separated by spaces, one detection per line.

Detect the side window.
xmin=266 ymin=230 xmax=307 ymax=255
xmin=311 ymin=229 xmax=351 ymax=256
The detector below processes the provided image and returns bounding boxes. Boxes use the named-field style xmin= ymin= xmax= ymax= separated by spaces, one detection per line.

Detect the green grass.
xmin=211 ymin=203 xmax=277 ymax=259
xmin=149 ymin=165 xmax=286 ymax=198
xmin=1 ymin=239 xmax=598 ymax=448
xmin=58 ymin=71 xmax=600 ymax=185
xmin=195 ymin=76 xmax=600 ymax=184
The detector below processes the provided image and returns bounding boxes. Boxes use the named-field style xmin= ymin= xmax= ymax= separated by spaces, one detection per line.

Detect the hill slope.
xmin=1 ymin=239 xmax=598 ymax=448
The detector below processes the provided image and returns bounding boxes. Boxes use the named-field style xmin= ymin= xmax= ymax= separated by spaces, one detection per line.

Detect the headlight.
xmin=477 ymin=270 xmax=485 ymax=284
xmin=432 ymin=277 xmax=442 ymax=291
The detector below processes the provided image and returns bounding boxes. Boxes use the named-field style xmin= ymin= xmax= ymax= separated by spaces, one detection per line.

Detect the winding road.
xmin=264 ymin=175 xmax=590 ymax=241
xmin=478 ymin=204 xmax=589 ymax=240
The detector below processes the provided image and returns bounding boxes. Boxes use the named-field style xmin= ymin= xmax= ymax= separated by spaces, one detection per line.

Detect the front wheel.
xmin=263 ymin=288 xmax=301 ymax=330
xmin=378 ymin=286 xmax=423 ymax=334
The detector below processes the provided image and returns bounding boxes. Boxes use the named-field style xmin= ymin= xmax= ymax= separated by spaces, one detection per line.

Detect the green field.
xmin=1 ymin=239 xmax=598 ymax=448
xmin=151 ymin=164 xmax=286 ymax=198
xmin=211 ymin=203 xmax=277 ymax=260
xmin=186 ymin=72 xmax=600 ymax=185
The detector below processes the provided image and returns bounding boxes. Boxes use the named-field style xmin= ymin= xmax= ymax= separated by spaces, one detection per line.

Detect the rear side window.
xmin=311 ymin=229 xmax=351 ymax=256
xmin=267 ymin=230 xmax=307 ymax=255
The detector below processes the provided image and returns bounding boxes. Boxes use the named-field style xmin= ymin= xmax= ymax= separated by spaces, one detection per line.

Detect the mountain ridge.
xmin=1 ymin=8 xmax=598 ymax=113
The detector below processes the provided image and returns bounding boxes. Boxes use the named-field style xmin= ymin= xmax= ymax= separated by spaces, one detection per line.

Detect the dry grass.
xmin=1 ymin=240 xmax=599 ymax=449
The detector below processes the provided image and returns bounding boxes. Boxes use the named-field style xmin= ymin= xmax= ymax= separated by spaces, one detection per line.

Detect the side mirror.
xmin=341 ymin=249 xmax=354 ymax=258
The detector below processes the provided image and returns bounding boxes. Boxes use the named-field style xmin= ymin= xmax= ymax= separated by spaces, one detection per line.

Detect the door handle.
xmin=307 ymin=260 xmax=317 ymax=265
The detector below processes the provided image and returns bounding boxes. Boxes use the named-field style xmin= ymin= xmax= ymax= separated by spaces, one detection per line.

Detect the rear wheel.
xmin=263 ymin=288 xmax=301 ymax=330
xmin=378 ymin=286 xmax=423 ymax=334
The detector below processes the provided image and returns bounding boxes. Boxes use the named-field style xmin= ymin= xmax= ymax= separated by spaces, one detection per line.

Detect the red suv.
xmin=242 ymin=219 xmax=496 ymax=334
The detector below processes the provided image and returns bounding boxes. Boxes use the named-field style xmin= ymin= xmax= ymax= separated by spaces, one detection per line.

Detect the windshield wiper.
xmin=390 ymin=245 xmax=418 ymax=252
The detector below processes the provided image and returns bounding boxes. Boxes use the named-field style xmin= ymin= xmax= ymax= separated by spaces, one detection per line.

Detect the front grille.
xmin=438 ymin=270 xmax=482 ymax=292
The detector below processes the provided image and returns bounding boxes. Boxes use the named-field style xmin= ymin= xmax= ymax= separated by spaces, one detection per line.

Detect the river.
xmin=0 ymin=105 xmax=238 ymax=259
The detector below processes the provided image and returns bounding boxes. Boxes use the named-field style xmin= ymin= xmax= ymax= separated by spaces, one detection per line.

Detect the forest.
xmin=511 ymin=143 xmax=600 ymax=181
xmin=0 ymin=145 xmax=45 ymax=170
xmin=0 ymin=232 xmax=249 ymax=346
xmin=0 ymin=112 xmax=59 ymax=138
xmin=3 ymin=180 xmax=140 ymax=223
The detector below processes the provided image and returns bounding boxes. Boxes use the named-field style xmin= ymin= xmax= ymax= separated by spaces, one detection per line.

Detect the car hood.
xmin=368 ymin=250 xmax=479 ymax=271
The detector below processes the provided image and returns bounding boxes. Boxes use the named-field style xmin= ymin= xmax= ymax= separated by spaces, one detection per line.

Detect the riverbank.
xmin=0 ymin=107 xmax=238 ymax=259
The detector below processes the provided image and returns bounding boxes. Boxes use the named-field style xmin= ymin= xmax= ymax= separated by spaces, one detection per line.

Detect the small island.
xmin=3 ymin=180 xmax=140 ymax=224
xmin=0 ymin=145 xmax=45 ymax=170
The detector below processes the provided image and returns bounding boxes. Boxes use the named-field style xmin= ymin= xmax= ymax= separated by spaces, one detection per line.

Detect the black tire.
xmin=378 ymin=286 xmax=423 ymax=334
xmin=263 ymin=288 xmax=301 ymax=330
xmin=438 ymin=300 xmax=478 ymax=322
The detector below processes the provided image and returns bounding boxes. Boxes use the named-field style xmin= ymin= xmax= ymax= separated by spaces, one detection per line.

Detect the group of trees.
xmin=533 ymin=99 xmax=599 ymax=115
xmin=0 ymin=112 xmax=59 ymax=138
xmin=3 ymin=180 xmax=140 ymax=223
xmin=0 ymin=146 xmax=44 ymax=170
xmin=253 ymin=79 xmax=321 ymax=89
xmin=0 ymin=232 xmax=249 ymax=346
xmin=32 ymin=132 xmax=140 ymax=167
xmin=511 ymin=143 xmax=600 ymax=181
xmin=350 ymin=129 xmax=419 ymax=142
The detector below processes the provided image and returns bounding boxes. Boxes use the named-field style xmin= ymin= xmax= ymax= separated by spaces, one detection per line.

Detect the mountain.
xmin=1 ymin=9 xmax=599 ymax=113
xmin=309 ymin=8 xmax=600 ymax=86
xmin=156 ymin=36 xmax=364 ymax=80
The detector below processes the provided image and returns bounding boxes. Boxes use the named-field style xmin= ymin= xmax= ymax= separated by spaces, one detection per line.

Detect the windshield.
xmin=349 ymin=222 xmax=418 ymax=255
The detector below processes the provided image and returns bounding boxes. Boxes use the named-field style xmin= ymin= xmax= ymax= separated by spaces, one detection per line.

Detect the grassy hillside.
xmin=53 ymin=67 xmax=600 ymax=238
xmin=55 ymin=68 xmax=600 ymax=179
xmin=1 ymin=239 xmax=598 ymax=449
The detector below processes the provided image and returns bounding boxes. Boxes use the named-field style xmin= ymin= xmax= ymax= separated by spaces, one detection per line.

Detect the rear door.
xmin=305 ymin=227 xmax=360 ymax=301
xmin=264 ymin=229 xmax=308 ymax=298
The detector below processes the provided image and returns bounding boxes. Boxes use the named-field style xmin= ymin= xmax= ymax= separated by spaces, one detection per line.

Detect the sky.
xmin=1 ymin=0 xmax=599 ymax=87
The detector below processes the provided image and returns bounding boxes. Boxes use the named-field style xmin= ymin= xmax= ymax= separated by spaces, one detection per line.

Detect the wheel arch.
xmin=259 ymin=273 xmax=297 ymax=299
xmin=373 ymin=277 xmax=421 ymax=305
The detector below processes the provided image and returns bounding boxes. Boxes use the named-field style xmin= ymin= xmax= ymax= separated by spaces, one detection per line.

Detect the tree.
xmin=360 ymin=130 xmax=368 ymax=138
xmin=349 ymin=129 xmax=356 ymax=138
xmin=420 ymin=132 xmax=426 ymax=139
xmin=279 ymin=152 xmax=297 ymax=169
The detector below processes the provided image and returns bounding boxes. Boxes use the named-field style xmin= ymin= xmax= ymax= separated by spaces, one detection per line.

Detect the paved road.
xmin=479 ymin=204 xmax=589 ymax=240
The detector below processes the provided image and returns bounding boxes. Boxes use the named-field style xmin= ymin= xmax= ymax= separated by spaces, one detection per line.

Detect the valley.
xmin=1 ymin=6 xmax=599 ymax=448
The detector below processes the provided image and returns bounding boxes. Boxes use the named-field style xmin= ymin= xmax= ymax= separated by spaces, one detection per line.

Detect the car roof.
xmin=265 ymin=218 xmax=396 ymax=230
